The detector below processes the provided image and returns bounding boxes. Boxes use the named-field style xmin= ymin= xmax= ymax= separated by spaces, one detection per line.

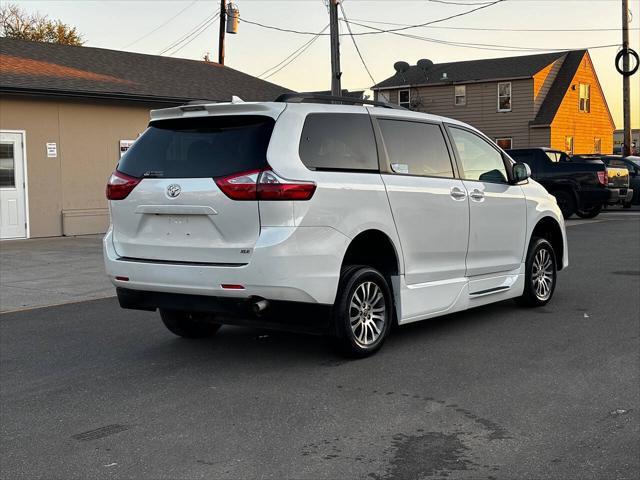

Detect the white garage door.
xmin=0 ymin=132 xmax=27 ymax=239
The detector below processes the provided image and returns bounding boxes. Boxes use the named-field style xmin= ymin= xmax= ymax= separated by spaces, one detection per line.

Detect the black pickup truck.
xmin=506 ymin=148 xmax=610 ymax=219
xmin=571 ymin=154 xmax=637 ymax=206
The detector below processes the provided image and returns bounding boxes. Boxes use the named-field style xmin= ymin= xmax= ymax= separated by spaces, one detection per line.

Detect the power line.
xmin=344 ymin=18 xmax=620 ymax=54
xmin=240 ymin=17 xmax=324 ymax=36
xmin=165 ymin=14 xmax=220 ymax=57
xmin=427 ymin=0 xmax=499 ymax=5
xmin=358 ymin=0 xmax=507 ymax=35
xmin=158 ymin=14 xmax=217 ymax=54
xmin=343 ymin=18 xmax=545 ymax=52
xmin=158 ymin=12 xmax=219 ymax=55
xmin=240 ymin=0 xmax=507 ymax=37
xmin=260 ymin=24 xmax=330 ymax=80
xmin=339 ymin=2 xmax=376 ymax=85
xmin=258 ymin=26 xmax=326 ymax=78
xmin=347 ymin=17 xmax=640 ymax=32
xmin=122 ymin=0 xmax=200 ymax=49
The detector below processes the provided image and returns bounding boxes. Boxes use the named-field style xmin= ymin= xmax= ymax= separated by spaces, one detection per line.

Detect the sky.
xmin=12 ymin=0 xmax=640 ymax=128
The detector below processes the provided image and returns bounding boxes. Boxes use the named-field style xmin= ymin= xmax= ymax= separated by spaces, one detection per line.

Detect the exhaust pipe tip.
xmin=252 ymin=299 xmax=269 ymax=315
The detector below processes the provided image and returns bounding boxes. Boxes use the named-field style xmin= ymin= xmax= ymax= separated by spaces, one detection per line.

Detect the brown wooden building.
xmin=0 ymin=38 xmax=291 ymax=239
xmin=372 ymin=50 xmax=615 ymax=155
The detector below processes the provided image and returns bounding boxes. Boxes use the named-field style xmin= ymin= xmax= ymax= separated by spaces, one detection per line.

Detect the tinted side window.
xmin=609 ymin=159 xmax=627 ymax=168
xmin=545 ymin=152 xmax=560 ymax=162
xmin=299 ymin=113 xmax=378 ymax=171
xmin=449 ymin=127 xmax=508 ymax=183
xmin=378 ymin=119 xmax=454 ymax=177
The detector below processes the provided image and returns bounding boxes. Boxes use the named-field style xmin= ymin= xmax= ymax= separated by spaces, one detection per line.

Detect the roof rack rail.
xmin=274 ymin=93 xmax=406 ymax=110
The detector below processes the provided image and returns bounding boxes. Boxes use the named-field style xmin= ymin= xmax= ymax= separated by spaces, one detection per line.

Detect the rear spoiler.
xmin=150 ymin=101 xmax=286 ymax=122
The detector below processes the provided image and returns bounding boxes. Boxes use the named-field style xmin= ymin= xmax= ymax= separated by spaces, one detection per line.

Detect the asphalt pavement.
xmin=0 ymin=235 xmax=113 ymax=313
xmin=1 ymin=214 xmax=638 ymax=479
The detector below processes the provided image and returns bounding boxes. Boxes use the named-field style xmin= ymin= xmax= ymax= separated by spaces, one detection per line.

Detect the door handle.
xmin=450 ymin=186 xmax=467 ymax=200
xmin=469 ymin=189 xmax=485 ymax=201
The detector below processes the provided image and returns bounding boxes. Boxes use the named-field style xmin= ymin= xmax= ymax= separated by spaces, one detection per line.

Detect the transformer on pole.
xmin=218 ymin=1 xmax=240 ymax=65
xmin=226 ymin=3 xmax=240 ymax=34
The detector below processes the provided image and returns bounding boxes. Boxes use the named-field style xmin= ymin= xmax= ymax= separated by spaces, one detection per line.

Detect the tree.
xmin=0 ymin=3 xmax=84 ymax=46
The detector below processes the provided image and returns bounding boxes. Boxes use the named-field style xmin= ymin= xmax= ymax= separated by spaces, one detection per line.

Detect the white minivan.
xmin=104 ymin=94 xmax=568 ymax=357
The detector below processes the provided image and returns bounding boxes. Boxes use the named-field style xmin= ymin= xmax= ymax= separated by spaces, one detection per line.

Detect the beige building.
xmin=0 ymin=38 xmax=290 ymax=239
xmin=373 ymin=50 xmax=615 ymax=155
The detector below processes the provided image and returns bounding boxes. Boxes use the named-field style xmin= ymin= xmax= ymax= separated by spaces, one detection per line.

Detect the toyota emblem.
xmin=167 ymin=184 xmax=181 ymax=198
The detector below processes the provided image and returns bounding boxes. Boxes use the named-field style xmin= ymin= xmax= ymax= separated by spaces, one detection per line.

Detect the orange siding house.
xmin=373 ymin=50 xmax=615 ymax=154
xmin=547 ymin=53 xmax=615 ymax=154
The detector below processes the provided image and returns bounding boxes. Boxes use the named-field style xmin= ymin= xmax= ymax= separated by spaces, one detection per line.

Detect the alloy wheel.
xmin=349 ymin=281 xmax=386 ymax=346
xmin=532 ymin=247 xmax=554 ymax=301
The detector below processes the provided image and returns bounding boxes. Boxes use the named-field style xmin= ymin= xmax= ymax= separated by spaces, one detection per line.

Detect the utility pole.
xmin=622 ymin=0 xmax=631 ymax=156
xmin=218 ymin=0 xmax=226 ymax=65
xmin=329 ymin=0 xmax=342 ymax=97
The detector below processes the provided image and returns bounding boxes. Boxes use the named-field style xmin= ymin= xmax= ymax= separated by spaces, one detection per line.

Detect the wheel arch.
xmin=341 ymin=229 xmax=401 ymax=280
xmin=529 ymin=216 xmax=565 ymax=271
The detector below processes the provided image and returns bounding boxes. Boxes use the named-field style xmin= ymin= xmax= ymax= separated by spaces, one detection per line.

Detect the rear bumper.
xmin=607 ymin=188 xmax=634 ymax=205
xmin=116 ymin=288 xmax=332 ymax=334
xmin=103 ymin=226 xmax=349 ymax=305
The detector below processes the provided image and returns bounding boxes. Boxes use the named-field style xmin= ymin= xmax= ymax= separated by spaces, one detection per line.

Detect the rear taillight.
xmin=215 ymin=168 xmax=316 ymax=201
xmin=106 ymin=170 xmax=141 ymax=200
xmin=597 ymin=171 xmax=608 ymax=186
xmin=214 ymin=169 xmax=262 ymax=200
xmin=257 ymin=170 xmax=317 ymax=200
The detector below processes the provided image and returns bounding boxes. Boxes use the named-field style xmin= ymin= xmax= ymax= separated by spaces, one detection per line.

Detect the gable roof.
xmin=532 ymin=50 xmax=586 ymax=125
xmin=0 ymin=38 xmax=292 ymax=104
xmin=372 ymin=51 xmax=570 ymax=90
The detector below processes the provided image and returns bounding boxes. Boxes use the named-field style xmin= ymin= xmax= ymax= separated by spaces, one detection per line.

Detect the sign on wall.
xmin=46 ymin=142 xmax=57 ymax=158
xmin=119 ymin=140 xmax=136 ymax=158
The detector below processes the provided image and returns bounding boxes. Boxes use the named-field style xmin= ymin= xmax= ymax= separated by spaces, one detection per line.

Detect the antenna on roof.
xmin=231 ymin=95 xmax=244 ymax=104
xmin=416 ymin=59 xmax=433 ymax=81
xmin=393 ymin=61 xmax=410 ymax=83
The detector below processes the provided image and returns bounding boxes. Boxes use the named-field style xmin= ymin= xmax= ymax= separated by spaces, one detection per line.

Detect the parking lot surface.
xmin=0 ymin=235 xmax=113 ymax=313
xmin=1 ymin=215 xmax=639 ymax=479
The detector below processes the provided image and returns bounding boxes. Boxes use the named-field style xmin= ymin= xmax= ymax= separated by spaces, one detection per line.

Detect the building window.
xmin=495 ymin=137 xmax=512 ymax=150
xmin=565 ymin=136 xmax=574 ymax=154
xmin=498 ymin=82 xmax=512 ymax=112
xmin=454 ymin=85 xmax=466 ymax=105
xmin=579 ymin=83 xmax=591 ymax=112
xmin=398 ymin=89 xmax=410 ymax=108
xmin=594 ymin=137 xmax=601 ymax=154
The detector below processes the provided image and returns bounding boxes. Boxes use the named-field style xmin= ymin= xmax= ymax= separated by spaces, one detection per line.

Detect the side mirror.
xmin=512 ymin=162 xmax=531 ymax=183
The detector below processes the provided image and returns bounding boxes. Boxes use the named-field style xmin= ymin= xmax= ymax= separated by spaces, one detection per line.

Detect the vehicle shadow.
xmin=137 ymin=299 xmax=520 ymax=369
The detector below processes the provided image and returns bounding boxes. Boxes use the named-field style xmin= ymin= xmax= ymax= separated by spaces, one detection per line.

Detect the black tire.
xmin=576 ymin=205 xmax=602 ymax=219
xmin=552 ymin=190 xmax=576 ymax=219
xmin=331 ymin=266 xmax=393 ymax=358
xmin=517 ymin=238 xmax=557 ymax=308
xmin=623 ymin=202 xmax=632 ymax=209
xmin=159 ymin=309 xmax=221 ymax=339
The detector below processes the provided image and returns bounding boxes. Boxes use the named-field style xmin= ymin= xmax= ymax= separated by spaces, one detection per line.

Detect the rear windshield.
xmin=608 ymin=159 xmax=628 ymax=169
xmin=117 ymin=115 xmax=275 ymax=178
